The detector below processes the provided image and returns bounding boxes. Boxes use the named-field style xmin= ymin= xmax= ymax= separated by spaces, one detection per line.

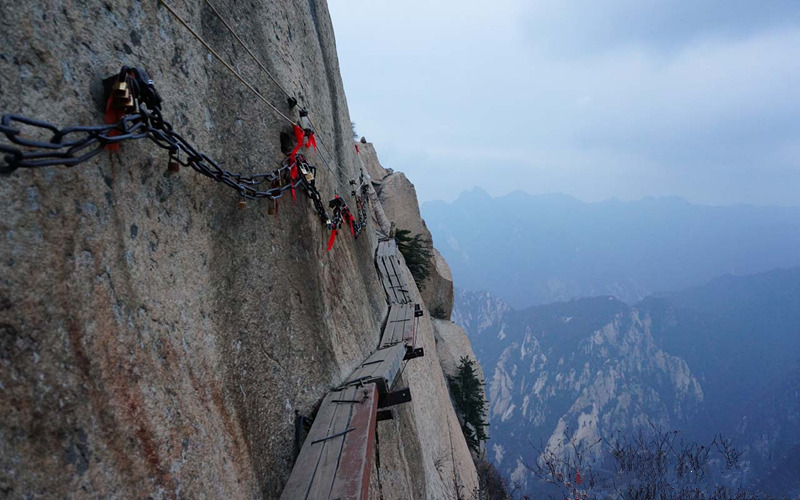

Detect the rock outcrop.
xmin=0 ymin=1 xmax=478 ymax=498
xmin=432 ymin=319 xmax=484 ymax=384
xmin=364 ymin=144 xmax=454 ymax=319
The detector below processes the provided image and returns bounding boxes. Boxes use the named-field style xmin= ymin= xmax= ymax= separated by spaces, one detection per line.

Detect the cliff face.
xmin=0 ymin=1 xmax=477 ymax=498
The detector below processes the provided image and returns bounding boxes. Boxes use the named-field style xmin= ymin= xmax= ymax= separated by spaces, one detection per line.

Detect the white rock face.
xmin=471 ymin=296 xmax=704 ymax=491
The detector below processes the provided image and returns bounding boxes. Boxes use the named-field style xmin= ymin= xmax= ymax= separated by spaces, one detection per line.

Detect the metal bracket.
xmin=404 ymin=347 xmax=424 ymax=360
xmin=294 ymin=411 xmax=313 ymax=458
xmin=378 ymin=387 xmax=412 ymax=408
xmin=376 ymin=409 xmax=395 ymax=421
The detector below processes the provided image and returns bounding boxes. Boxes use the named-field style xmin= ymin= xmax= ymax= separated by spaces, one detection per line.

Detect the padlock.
xmin=112 ymin=81 xmax=129 ymax=97
xmin=167 ymin=158 xmax=180 ymax=173
xmin=238 ymin=200 xmax=247 ymax=210
xmin=299 ymin=163 xmax=314 ymax=182
xmin=111 ymin=81 xmax=132 ymax=109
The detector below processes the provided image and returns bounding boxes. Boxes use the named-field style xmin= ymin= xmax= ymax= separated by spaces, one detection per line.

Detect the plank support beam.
xmin=378 ymin=387 xmax=412 ymax=409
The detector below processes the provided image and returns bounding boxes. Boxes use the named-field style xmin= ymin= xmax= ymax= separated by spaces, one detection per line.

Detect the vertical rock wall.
xmin=0 ymin=1 xmax=478 ymax=498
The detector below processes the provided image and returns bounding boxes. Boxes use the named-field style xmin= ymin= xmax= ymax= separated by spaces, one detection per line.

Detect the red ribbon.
xmin=289 ymin=157 xmax=298 ymax=181
xmin=103 ymin=93 xmax=122 ymax=152
xmin=305 ymin=132 xmax=317 ymax=151
xmin=290 ymin=124 xmax=304 ymax=159
xmin=576 ymin=471 xmax=582 ymax=486
xmin=355 ymin=144 xmax=360 ymax=154
xmin=327 ymin=229 xmax=337 ymax=252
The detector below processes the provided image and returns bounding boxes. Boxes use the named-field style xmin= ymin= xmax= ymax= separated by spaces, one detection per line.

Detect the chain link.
xmin=353 ymin=182 xmax=370 ymax=238
xmin=0 ymin=66 xmax=335 ymax=225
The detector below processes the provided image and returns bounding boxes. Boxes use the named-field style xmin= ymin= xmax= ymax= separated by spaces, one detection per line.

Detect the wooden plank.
xmin=377 ymin=260 xmax=394 ymax=303
xmin=281 ymin=384 xmax=379 ymax=500
xmin=329 ymin=384 xmax=379 ymax=500
xmin=379 ymin=257 xmax=400 ymax=303
xmin=385 ymin=255 xmax=410 ymax=304
xmin=379 ymin=256 xmax=405 ymax=304
xmin=381 ymin=303 xmax=415 ymax=348
xmin=281 ymin=386 xmax=356 ymax=499
xmin=343 ymin=343 xmax=406 ymax=395
xmin=305 ymin=385 xmax=359 ymax=499
xmin=404 ymin=305 xmax=414 ymax=342
xmin=380 ymin=305 xmax=402 ymax=348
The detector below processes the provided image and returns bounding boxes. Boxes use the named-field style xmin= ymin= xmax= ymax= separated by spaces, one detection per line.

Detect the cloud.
xmin=521 ymin=0 xmax=800 ymax=56
xmin=329 ymin=0 xmax=800 ymax=206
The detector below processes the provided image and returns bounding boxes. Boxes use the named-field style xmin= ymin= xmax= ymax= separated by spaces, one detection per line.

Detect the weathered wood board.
xmin=342 ymin=343 xmax=406 ymax=395
xmin=380 ymin=303 xmax=416 ymax=349
xmin=376 ymin=239 xmax=411 ymax=304
xmin=280 ymin=384 xmax=379 ymax=500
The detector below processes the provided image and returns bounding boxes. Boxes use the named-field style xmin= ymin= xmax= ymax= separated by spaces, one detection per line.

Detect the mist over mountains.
xmin=423 ymin=189 xmax=800 ymax=309
xmin=454 ymin=267 xmax=800 ymax=496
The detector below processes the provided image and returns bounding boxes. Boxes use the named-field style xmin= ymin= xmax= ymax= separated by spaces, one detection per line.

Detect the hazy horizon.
xmin=424 ymin=185 xmax=800 ymax=208
xmin=329 ymin=1 xmax=800 ymax=206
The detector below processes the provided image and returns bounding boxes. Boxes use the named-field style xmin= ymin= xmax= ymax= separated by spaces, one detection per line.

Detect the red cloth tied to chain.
xmin=326 ymin=229 xmax=337 ymax=252
xmin=576 ymin=470 xmax=582 ymax=486
xmin=346 ymin=211 xmax=354 ymax=236
xmin=289 ymin=157 xmax=298 ymax=181
xmin=305 ymin=132 xmax=317 ymax=151
xmin=355 ymin=144 xmax=359 ymax=154
xmin=103 ymin=93 xmax=123 ymax=152
xmin=290 ymin=124 xmax=304 ymax=160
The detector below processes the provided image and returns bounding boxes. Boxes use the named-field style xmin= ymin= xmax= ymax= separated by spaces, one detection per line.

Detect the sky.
xmin=327 ymin=1 xmax=800 ymax=206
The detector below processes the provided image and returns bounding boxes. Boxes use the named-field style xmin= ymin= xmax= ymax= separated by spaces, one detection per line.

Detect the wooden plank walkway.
xmin=376 ymin=238 xmax=411 ymax=304
xmin=380 ymin=303 xmax=417 ymax=349
xmin=342 ymin=343 xmax=406 ymax=395
xmin=280 ymin=384 xmax=378 ymax=500
xmin=282 ymin=238 xmax=424 ymax=499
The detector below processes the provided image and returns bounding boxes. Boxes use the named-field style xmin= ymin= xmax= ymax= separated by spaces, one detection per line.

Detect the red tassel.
xmin=103 ymin=93 xmax=122 ymax=152
xmin=290 ymin=124 xmax=304 ymax=159
xmin=291 ymin=187 xmax=297 ymax=204
xmin=327 ymin=229 xmax=337 ymax=252
xmin=355 ymin=144 xmax=359 ymax=154
xmin=576 ymin=471 xmax=582 ymax=486
xmin=305 ymin=133 xmax=317 ymax=151
xmin=348 ymin=214 xmax=354 ymax=236
xmin=289 ymin=157 xmax=298 ymax=181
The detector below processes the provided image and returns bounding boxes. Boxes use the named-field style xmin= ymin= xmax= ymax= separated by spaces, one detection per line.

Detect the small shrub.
xmin=432 ymin=306 xmax=449 ymax=320
xmin=394 ymin=229 xmax=433 ymax=287
xmin=448 ymin=356 xmax=488 ymax=453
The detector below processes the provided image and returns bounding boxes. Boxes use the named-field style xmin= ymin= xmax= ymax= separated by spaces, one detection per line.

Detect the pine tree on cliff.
xmin=394 ymin=229 xmax=433 ymax=286
xmin=448 ymin=356 xmax=489 ymax=453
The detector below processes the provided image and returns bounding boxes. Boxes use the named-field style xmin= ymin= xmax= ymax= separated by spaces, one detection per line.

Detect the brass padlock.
xmin=167 ymin=159 xmax=180 ymax=173
xmin=238 ymin=200 xmax=247 ymax=210
xmin=112 ymin=82 xmax=132 ymax=109
xmin=112 ymin=81 xmax=129 ymax=97
xmin=299 ymin=163 xmax=314 ymax=182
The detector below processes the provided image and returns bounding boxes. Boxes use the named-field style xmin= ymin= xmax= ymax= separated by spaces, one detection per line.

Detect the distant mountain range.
xmin=423 ymin=189 xmax=800 ymax=308
xmin=453 ymin=267 xmax=800 ymax=497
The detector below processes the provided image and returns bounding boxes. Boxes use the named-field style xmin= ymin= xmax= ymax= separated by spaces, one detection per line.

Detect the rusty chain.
xmin=0 ymin=66 xmax=337 ymax=227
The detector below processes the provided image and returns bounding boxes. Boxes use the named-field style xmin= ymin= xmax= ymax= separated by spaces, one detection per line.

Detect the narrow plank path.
xmin=281 ymin=238 xmax=423 ymax=500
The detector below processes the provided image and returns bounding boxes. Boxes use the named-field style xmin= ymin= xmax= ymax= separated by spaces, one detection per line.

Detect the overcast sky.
xmin=328 ymin=1 xmax=800 ymax=206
